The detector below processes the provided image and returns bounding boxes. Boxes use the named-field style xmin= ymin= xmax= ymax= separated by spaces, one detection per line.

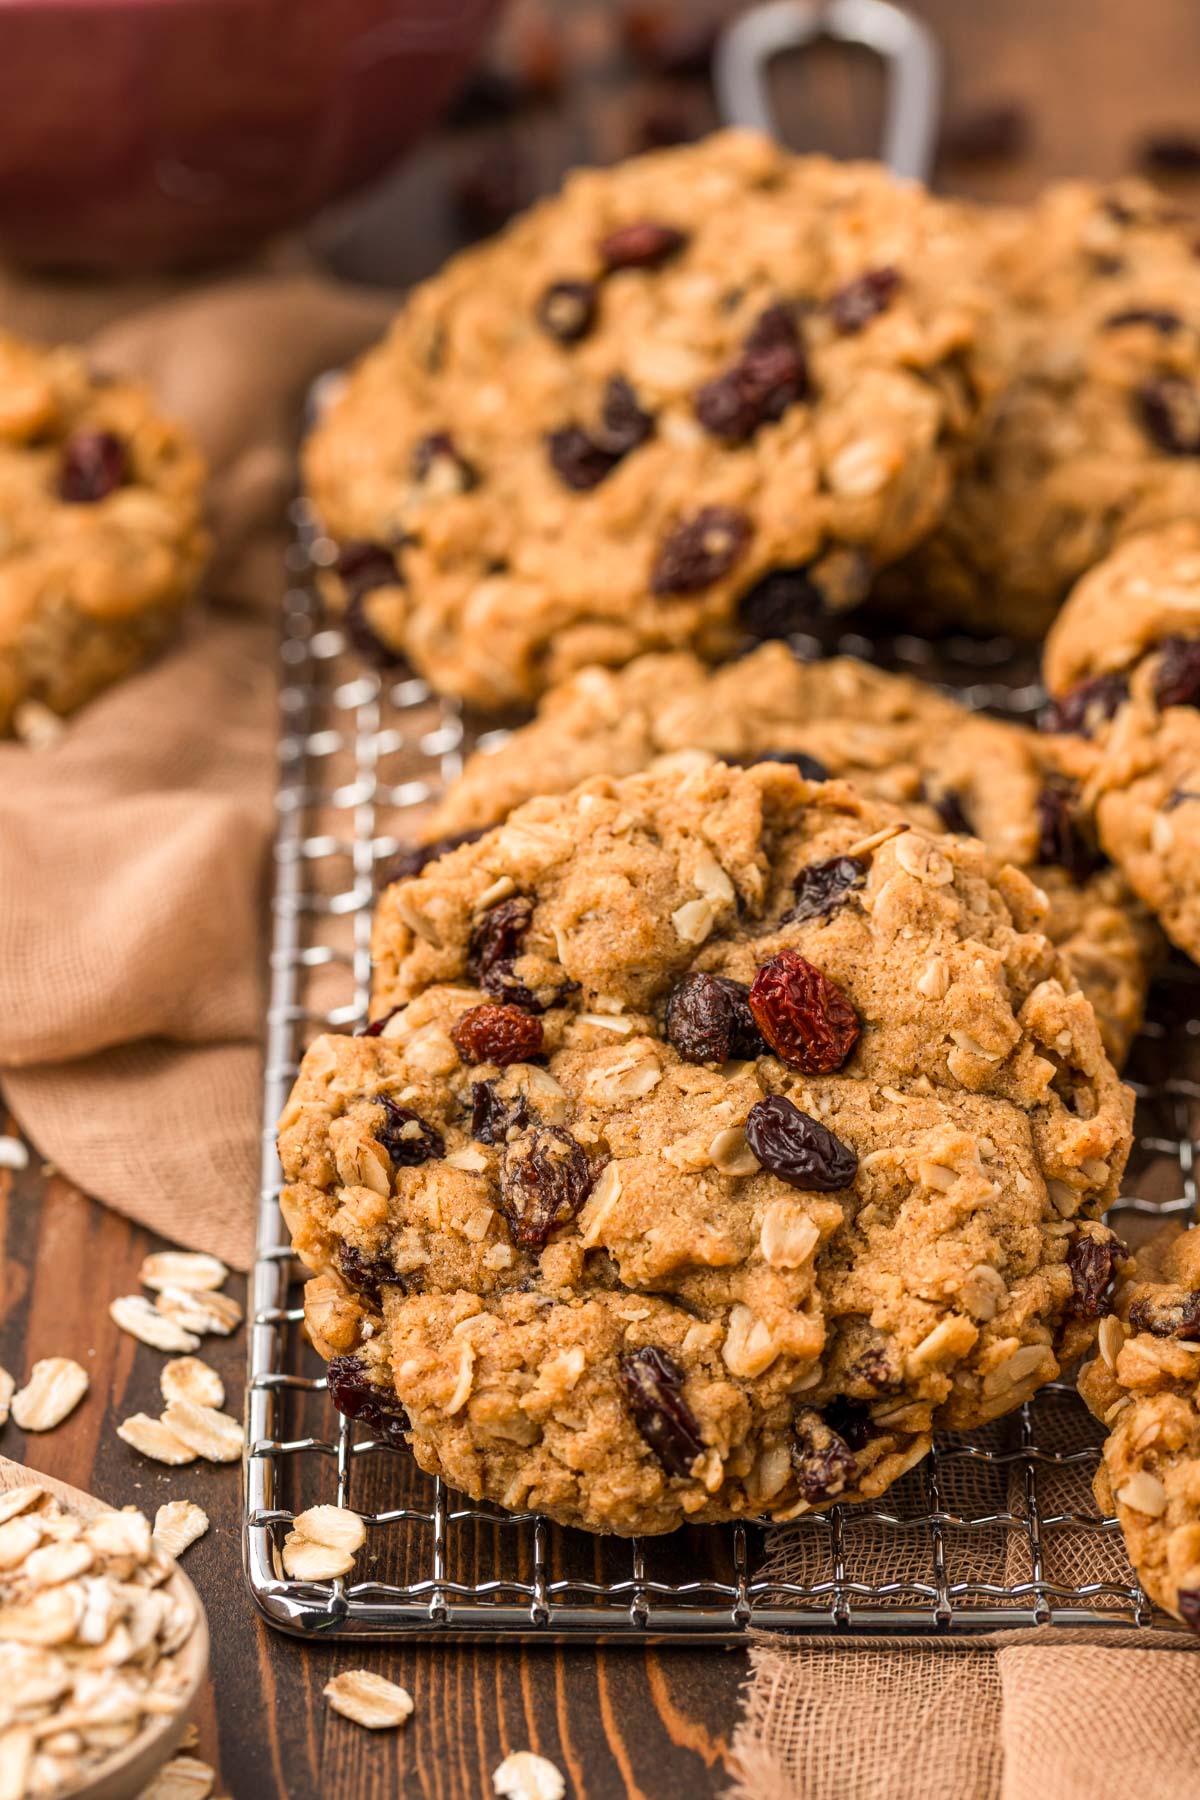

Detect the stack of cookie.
xmin=277 ymin=132 xmax=1200 ymax=1615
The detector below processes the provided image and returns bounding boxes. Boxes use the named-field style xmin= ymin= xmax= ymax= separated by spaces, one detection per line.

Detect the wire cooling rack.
xmin=243 ymin=511 xmax=1199 ymax=1642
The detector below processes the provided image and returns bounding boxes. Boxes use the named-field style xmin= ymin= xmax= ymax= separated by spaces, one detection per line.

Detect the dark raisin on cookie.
xmin=1154 ymin=636 xmax=1200 ymax=710
xmin=664 ymin=972 xmax=764 ymax=1064
xmin=828 ymin=267 xmax=901 ymax=334
xmin=326 ymin=1355 xmax=408 ymax=1447
xmin=1035 ymin=784 xmax=1103 ymax=881
xmin=748 ymin=950 xmax=860 ymax=1073
xmin=1127 ymin=1289 xmax=1200 ymax=1340
xmin=599 ymin=220 xmax=688 ymax=270
xmin=58 ymin=428 xmax=130 ymax=503
xmin=651 ymin=505 xmax=752 ymax=594
xmin=536 ymin=279 xmax=599 ymax=343
xmin=751 ymin=749 xmax=829 ymax=781
xmin=694 ymin=303 xmax=808 ymax=444
xmin=334 ymin=539 xmax=401 ymax=601
xmin=336 ymin=1244 xmax=398 ymax=1305
xmin=373 ymin=1096 xmax=445 ymax=1168
xmin=784 ymin=856 xmax=867 ymax=925
xmin=547 ymin=375 xmax=654 ymax=490
xmin=377 ymin=826 xmax=488 ymax=887
xmin=470 ymin=1079 xmax=530 ymax=1145
xmin=1137 ymin=377 xmax=1200 ymax=455
xmin=791 ymin=1408 xmax=857 ymax=1501
xmin=736 ymin=565 xmax=826 ymax=638
xmin=468 ymin=896 xmax=534 ymax=983
xmin=1067 ymin=1234 xmax=1121 ymax=1317
xmin=1040 ymin=671 xmax=1129 ymax=736
xmin=357 ymin=1006 xmax=402 ymax=1038
xmin=452 ymin=1004 xmax=544 ymax=1066
xmin=498 ymin=1124 xmax=593 ymax=1246
xmin=744 ymin=1094 xmax=858 ymax=1191
xmin=618 ymin=1345 xmax=705 ymax=1477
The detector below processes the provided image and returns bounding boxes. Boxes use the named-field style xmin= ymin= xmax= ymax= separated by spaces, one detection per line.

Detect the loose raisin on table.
xmin=59 ymin=428 xmax=130 ymax=503
xmin=377 ymin=826 xmax=488 ymax=887
xmin=1154 ymin=636 xmax=1200 ymax=710
xmin=498 ymin=1125 xmax=592 ymax=1246
xmin=599 ymin=220 xmax=688 ymax=270
xmin=752 ymin=749 xmax=829 ymax=782
xmin=411 ymin=431 xmax=478 ymax=492
xmin=665 ymin=972 xmax=763 ymax=1064
xmin=784 ymin=856 xmax=866 ymax=925
xmin=326 ymin=1355 xmax=408 ymax=1448
xmin=453 ymin=1004 xmax=544 ymax=1066
xmin=1035 ymin=785 xmax=1102 ymax=881
xmin=791 ymin=1408 xmax=857 ymax=1502
xmin=337 ymin=1244 xmax=397 ymax=1305
xmin=470 ymin=1079 xmax=530 ymax=1145
xmin=618 ymin=1346 xmax=704 ymax=1477
xmin=748 ymin=950 xmax=860 ymax=1073
xmin=651 ymin=505 xmax=751 ymax=594
xmin=536 ymin=279 xmax=599 ymax=343
xmin=744 ymin=1094 xmax=858 ymax=1191
xmin=374 ymin=1096 xmax=445 ymax=1168
xmin=1137 ymin=377 xmax=1200 ymax=455
xmin=828 ymin=267 xmax=901 ymax=334
xmin=1128 ymin=1289 xmax=1200 ymax=1340
xmin=694 ymin=303 xmax=808 ymax=444
xmin=1040 ymin=671 xmax=1129 ymax=736
xmin=736 ymin=565 xmax=826 ymax=638
xmin=1067 ymin=1234 xmax=1121 ymax=1317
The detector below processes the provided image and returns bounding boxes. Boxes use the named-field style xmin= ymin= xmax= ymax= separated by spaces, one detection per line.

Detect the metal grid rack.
xmin=244 ymin=521 xmax=1199 ymax=1642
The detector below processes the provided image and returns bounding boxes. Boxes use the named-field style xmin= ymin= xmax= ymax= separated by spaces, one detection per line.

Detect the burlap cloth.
xmin=1 ymin=258 xmax=1197 ymax=1792
xmin=0 ymin=267 xmax=392 ymax=1269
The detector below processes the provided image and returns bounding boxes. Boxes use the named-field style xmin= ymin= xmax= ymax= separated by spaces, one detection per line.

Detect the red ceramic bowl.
xmin=0 ymin=0 xmax=498 ymax=269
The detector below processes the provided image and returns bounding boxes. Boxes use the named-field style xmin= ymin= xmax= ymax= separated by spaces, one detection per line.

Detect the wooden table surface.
xmin=5 ymin=3 xmax=1200 ymax=1796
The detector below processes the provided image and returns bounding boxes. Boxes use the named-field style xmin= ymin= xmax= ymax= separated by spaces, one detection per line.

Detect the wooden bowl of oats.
xmin=0 ymin=1458 xmax=209 ymax=1800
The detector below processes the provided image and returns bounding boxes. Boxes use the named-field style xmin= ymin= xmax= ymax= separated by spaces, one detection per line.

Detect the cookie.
xmin=279 ymin=760 xmax=1133 ymax=1536
xmin=1078 ymin=1223 xmax=1200 ymax=1631
xmin=404 ymin=644 xmax=1161 ymax=1064
xmin=0 ymin=330 xmax=209 ymax=734
xmin=877 ymin=179 xmax=1200 ymax=639
xmin=1043 ymin=522 xmax=1200 ymax=963
xmin=302 ymin=131 xmax=989 ymax=705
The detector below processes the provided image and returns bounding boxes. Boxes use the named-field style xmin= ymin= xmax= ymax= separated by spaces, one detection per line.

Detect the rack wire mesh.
xmin=244 ymin=513 xmax=1198 ymax=1642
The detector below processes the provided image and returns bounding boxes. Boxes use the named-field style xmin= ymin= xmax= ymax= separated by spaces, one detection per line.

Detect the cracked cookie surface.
xmin=1044 ymin=522 xmax=1200 ymax=963
xmin=408 ymin=644 xmax=1161 ymax=1064
xmin=0 ymin=329 xmax=209 ymax=733
xmin=303 ymin=131 xmax=988 ymax=705
xmin=279 ymin=760 xmax=1132 ymax=1535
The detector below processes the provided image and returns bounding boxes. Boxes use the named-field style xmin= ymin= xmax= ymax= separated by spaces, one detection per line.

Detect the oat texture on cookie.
xmin=278 ymin=760 xmax=1133 ymax=1536
xmin=0 ymin=329 xmax=209 ymax=734
xmin=303 ymin=131 xmax=989 ymax=704
xmin=406 ymin=644 xmax=1161 ymax=1064
xmin=1043 ymin=522 xmax=1200 ymax=963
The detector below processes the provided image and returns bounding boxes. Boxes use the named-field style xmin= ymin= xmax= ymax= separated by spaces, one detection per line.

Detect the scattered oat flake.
xmin=0 ymin=1137 xmax=28 ymax=1172
xmin=11 ymin=1359 xmax=89 ymax=1432
xmin=0 ymin=1724 xmax=35 ymax=1799
xmin=323 ymin=1670 xmax=413 ymax=1729
xmin=153 ymin=1501 xmax=209 ymax=1560
xmin=161 ymin=1400 xmax=241 ymax=1464
xmin=290 ymin=1505 xmax=365 ymax=1556
xmin=155 ymin=1287 xmax=243 ymax=1337
xmin=493 ymin=1750 xmax=566 ymax=1800
xmin=139 ymin=1754 xmax=216 ymax=1799
xmin=0 ymin=1486 xmax=45 ymax=1527
xmin=280 ymin=1535 xmax=356 ymax=1582
xmin=117 ymin=1414 xmax=197 ymax=1466
xmin=110 ymin=1295 xmax=200 ymax=1354
xmin=0 ymin=1367 xmax=13 ymax=1428
xmin=139 ymin=1251 xmax=228 ymax=1294
xmin=161 ymin=1358 xmax=225 ymax=1410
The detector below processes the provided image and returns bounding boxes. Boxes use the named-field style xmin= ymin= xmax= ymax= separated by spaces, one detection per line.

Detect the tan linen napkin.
xmin=0 ymin=271 xmax=391 ymax=1269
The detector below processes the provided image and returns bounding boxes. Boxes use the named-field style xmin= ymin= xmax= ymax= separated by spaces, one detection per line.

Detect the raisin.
xmin=547 ymin=375 xmax=654 ymax=490
xmin=1137 ymin=377 xmax=1200 ymax=455
xmin=468 ymin=896 xmax=534 ymax=983
xmin=1103 ymin=307 xmax=1184 ymax=334
xmin=651 ymin=505 xmax=752 ymax=594
xmin=374 ymin=1096 xmax=444 ymax=1167
xmin=736 ymin=565 xmax=826 ymax=637
xmin=470 ymin=1079 xmax=530 ymax=1145
xmin=546 ymin=425 xmax=616 ymax=492
xmin=1040 ymin=671 xmax=1129 ymax=736
xmin=1035 ymin=785 xmax=1102 ymax=881
xmin=1128 ymin=1289 xmax=1200 ymax=1340
xmin=752 ymin=749 xmax=829 ymax=781
xmin=498 ymin=1125 xmax=592 ymax=1246
xmin=357 ymin=1006 xmax=401 ymax=1038
xmin=926 ymin=785 xmax=973 ymax=836
xmin=664 ymin=972 xmax=764 ymax=1064
xmin=748 ymin=950 xmax=860 ymax=1073
xmin=1177 ymin=1589 xmax=1200 ymax=1633
xmin=784 ymin=856 xmax=867 ymax=925
xmin=335 ymin=539 xmax=400 ymax=602
xmin=823 ymin=1396 xmax=874 ymax=1451
xmin=618 ymin=1345 xmax=704 ymax=1477
xmin=536 ymin=279 xmax=599 ymax=343
xmin=744 ymin=1094 xmax=858 ymax=1191
xmin=325 ymin=1355 xmax=408 ymax=1448
xmin=1067 ymin=1234 xmax=1121 ymax=1317
xmin=411 ymin=431 xmax=478 ymax=492
xmin=336 ymin=1244 xmax=396 ymax=1305
xmin=847 ymin=1346 xmax=900 ymax=1395
xmin=694 ymin=304 xmax=808 ymax=444
xmin=58 ymin=428 xmax=129 ymax=502
xmin=593 ymin=374 xmax=655 ymax=456
xmin=452 ymin=1004 xmax=544 ymax=1066
xmin=377 ymin=826 xmax=488 ymax=887
xmin=828 ymin=267 xmax=901 ymax=334
xmin=599 ymin=220 xmax=688 ymax=270
xmin=1154 ymin=636 xmax=1200 ymax=709
xmin=791 ymin=1409 xmax=857 ymax=1501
